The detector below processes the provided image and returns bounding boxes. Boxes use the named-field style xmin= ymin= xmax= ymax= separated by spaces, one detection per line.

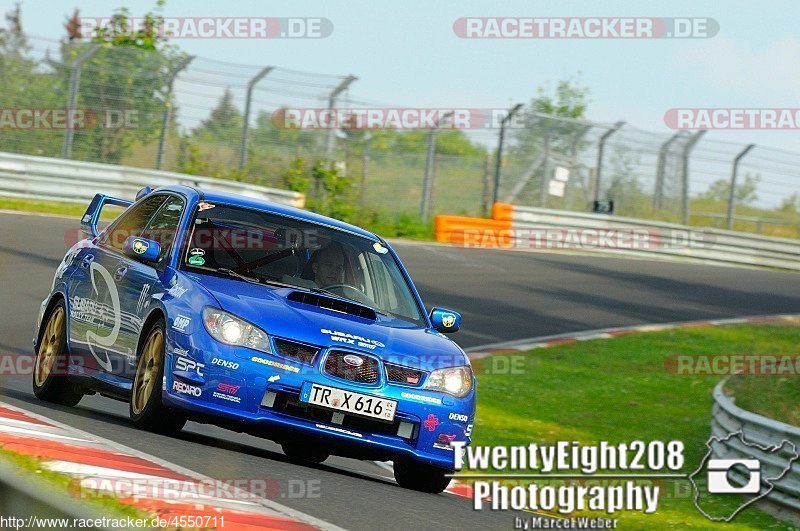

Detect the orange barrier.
xmin=434 ymin=212 xmax=512 ymax=248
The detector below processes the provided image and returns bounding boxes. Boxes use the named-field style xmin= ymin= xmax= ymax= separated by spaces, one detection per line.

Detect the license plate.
xmin=301 ymin=383 xmax=397 ymax=422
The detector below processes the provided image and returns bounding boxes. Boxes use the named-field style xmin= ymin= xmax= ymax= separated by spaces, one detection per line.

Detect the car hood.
xmin=192 ymin=273 xmax=468 ymax=370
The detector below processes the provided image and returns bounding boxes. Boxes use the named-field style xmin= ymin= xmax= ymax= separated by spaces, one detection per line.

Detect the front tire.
xmin=129 ymin=319 xmax=186 ymax=435
xmin=32 ymin=300 xmax=82 ymax=406
xmin=394 ymin=460 xmax=452 ymax=493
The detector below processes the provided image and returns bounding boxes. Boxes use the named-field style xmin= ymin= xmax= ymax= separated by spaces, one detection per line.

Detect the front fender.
xmin=33 ymin=283 xmax=71 ymax=353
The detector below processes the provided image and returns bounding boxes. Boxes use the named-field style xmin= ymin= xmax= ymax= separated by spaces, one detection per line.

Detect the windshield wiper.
xmin=217 ymin=268 xmax=261 ymax=285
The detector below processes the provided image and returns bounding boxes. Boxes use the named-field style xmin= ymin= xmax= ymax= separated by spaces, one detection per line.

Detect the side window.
xmin=366 ymin=253 xmax=400 ymax=312
xmin=101 ymin=195 xmax=167 ymax=252
xmin=141 ymin=196 xmax=185 ymax=263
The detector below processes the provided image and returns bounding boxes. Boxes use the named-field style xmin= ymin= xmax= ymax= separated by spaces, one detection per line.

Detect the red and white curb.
xmin=465 ymin=313 xmax=800 ymax=360
xmin=0 ymin=402 xmax=341 ymax=530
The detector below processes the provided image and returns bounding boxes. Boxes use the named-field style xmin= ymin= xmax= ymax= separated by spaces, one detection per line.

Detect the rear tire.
xmin=32 ymin=300 xmax=83 ymax=406
xmin=394 ymin=460 xmax=452 ymax=493
xmin=129 ymin=318 xmax=186 ymax=435
xmin=281 ymin=441 xmax=329 ymax=464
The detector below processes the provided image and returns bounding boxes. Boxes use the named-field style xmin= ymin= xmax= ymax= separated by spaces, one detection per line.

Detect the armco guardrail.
xmin=710 ymin=379 xmax=800 ymax=523
xmin=0 ymin=152 xmax=304 ymax=208
xmin=435 ymin=203 xmax=800 ymax=271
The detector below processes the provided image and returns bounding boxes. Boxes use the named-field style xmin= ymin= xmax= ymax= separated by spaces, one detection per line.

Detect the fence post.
xmin=155 ymin=55 xmax=194 ymax=170
xmin=239 ymin=66 xmax=274 ymax=171
xmin=323 ymin=75 xmax=357 ymax=166
xmin=593 ymin=121 xmax=625 ymax=203
xmin=539 ymin=133 xmax=551 ymax=208
xmin=482 ymin=153 xmax=492 ymax=216
xmin=680 ymin=130 xmax=707 ymax=225
xmin=492 ymin=103 xmax=524 ymax=205
xmin=62 ymin=44 xmax=99 ymax=159
xmin=653 ymin=131 xmax=684 ymax=210
xmin=359 ymin=153 xmax=369 ymax=208
xmin=420 ymin=112 xmax=453 ymax=223
xmin=726 ymin=144 xmax=756 ymax=230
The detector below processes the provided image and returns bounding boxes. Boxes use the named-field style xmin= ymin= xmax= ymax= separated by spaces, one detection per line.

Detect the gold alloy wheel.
xmin=34 ymin=306 xmax=65 ymax=387
xmin=132 ymin=327 xmax=163 ymax=415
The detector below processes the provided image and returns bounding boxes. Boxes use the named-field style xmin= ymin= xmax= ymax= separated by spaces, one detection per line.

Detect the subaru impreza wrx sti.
xmin=32 ymin=185 xmax=474 ymax=492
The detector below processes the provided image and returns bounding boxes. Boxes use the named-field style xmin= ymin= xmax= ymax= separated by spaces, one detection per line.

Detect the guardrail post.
xmin=593 ymin=121 xmax=624 ymax=204
xmin=239 ymin=66 xmax=274 ymax=171
xmin=155 ymin=55 xmax=194 ymax=170
xmin=680 ymin=130 xmax=707 ymax=225
xmin=653 ymin=131 xmax=685 ymax=210
xmin=492 ymin=103 xmax=524 ymax=205
xmin=323 ymin=75 xmax=357 ymax=166
xmin=61 ymin=44 xmax=99 ymax=159
xmin=726 ymin=143 xmax=756 ymax=230
xmin=420 ymin=112 xmax=453 ymax=223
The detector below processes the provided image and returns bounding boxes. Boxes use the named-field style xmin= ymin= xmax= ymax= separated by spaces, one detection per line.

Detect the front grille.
xmin=323 ymin=351 xmax=379 ymax=384
xmin=385 ymin=363 xmax=425 ymax=386
xmin=274 ymin=338 xmax=318 ymax=365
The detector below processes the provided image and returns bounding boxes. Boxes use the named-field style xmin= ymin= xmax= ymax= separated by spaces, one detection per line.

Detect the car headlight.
xmin=424 ymin=366 xmax=473 ymax=398
xmin=202 ymin=307 xmax=271 ymax=353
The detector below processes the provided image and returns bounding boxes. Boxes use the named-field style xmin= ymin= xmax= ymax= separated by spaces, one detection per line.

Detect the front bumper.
xmin=163 ymin=332 xmax=475 ymax=470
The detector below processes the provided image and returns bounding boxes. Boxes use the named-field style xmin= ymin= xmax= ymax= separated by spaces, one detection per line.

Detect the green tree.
xmin=0 ymin=4 xmax=65 ymax=156
xmin=192 ymin=88 xmax=243 ymax=142
xmin=62 ymin=1 xmax=186 ymax=163
xmin=699 ymin=173 xmax=761 ymax=205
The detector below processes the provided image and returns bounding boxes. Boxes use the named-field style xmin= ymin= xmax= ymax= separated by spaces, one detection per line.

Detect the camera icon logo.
xmin=707 ymin=459 xmax=761 ymax=494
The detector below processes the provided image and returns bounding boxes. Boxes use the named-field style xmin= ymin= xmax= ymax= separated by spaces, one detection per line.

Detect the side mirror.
xmin=430 ymin=307 xmax=461 ymax=333
xmin=123 ymin=236 xmax=161 ymax=264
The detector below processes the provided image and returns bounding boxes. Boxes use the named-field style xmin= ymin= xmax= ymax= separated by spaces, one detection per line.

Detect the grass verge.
xmin=726 ymin=374 xmax=800 ymax=427
xmin=468 ymin=324 xmax=800 ymax=529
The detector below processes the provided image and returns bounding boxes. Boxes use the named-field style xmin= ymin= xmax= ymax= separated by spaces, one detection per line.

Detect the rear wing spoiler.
xmin=80 ymin=193 xmax=133 ymax=238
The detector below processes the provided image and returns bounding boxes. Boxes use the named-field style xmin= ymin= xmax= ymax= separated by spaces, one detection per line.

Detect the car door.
xmin=114 ymin=194 xmax=187 ymax=379
xmin=68 ymin=195 xmax=167 ymax=377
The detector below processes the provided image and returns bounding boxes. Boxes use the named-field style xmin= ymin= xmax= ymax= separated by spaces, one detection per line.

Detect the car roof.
xmin=159 ymin=185 xmax=380 ymax=241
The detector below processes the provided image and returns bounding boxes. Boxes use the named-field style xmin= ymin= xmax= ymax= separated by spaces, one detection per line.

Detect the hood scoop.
xmin=287 ymin=291 xmax=377 ymax=321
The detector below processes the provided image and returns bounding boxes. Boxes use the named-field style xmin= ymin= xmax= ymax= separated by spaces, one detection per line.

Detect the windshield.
xmin=179 ymin=202 xmax=424 ymax=324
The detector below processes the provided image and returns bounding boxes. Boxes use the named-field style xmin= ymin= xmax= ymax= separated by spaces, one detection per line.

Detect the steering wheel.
xmin=323 ymin=284 xmax=372 ymax=305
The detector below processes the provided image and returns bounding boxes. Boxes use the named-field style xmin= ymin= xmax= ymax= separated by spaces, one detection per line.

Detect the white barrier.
xmin=505 ymin=205 xmax=800 ymax=271
xmin=0 ymin=152 xmax=305 ymax=208
xmin=711 ymin=379 xmax=800 ymax=523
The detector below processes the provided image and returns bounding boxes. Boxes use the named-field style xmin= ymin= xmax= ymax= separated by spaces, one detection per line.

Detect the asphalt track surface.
xmin=1 ymin=211 xmax=800 ymax=529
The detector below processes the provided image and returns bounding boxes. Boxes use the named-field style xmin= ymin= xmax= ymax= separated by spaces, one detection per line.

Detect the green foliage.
xmin=779 ymin=193 xmax=800 ymax=213
xmin=699 ymin=173 xmax=761 ymax=205
xmin=192 ymin=88 xmax=244 ymax=142
xmin=307 ymin=162 xmax=356 ymax=222
xmin=281 ymin=157 xmax=311 ymax=193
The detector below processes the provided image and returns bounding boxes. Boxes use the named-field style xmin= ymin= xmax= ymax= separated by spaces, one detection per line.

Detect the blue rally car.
xmin=32 ymin=185 xmax=474 ymax=493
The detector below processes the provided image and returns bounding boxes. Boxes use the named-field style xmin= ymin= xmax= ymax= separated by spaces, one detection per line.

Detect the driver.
xmin=312 ymin=244 xmax=345 ymax=288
